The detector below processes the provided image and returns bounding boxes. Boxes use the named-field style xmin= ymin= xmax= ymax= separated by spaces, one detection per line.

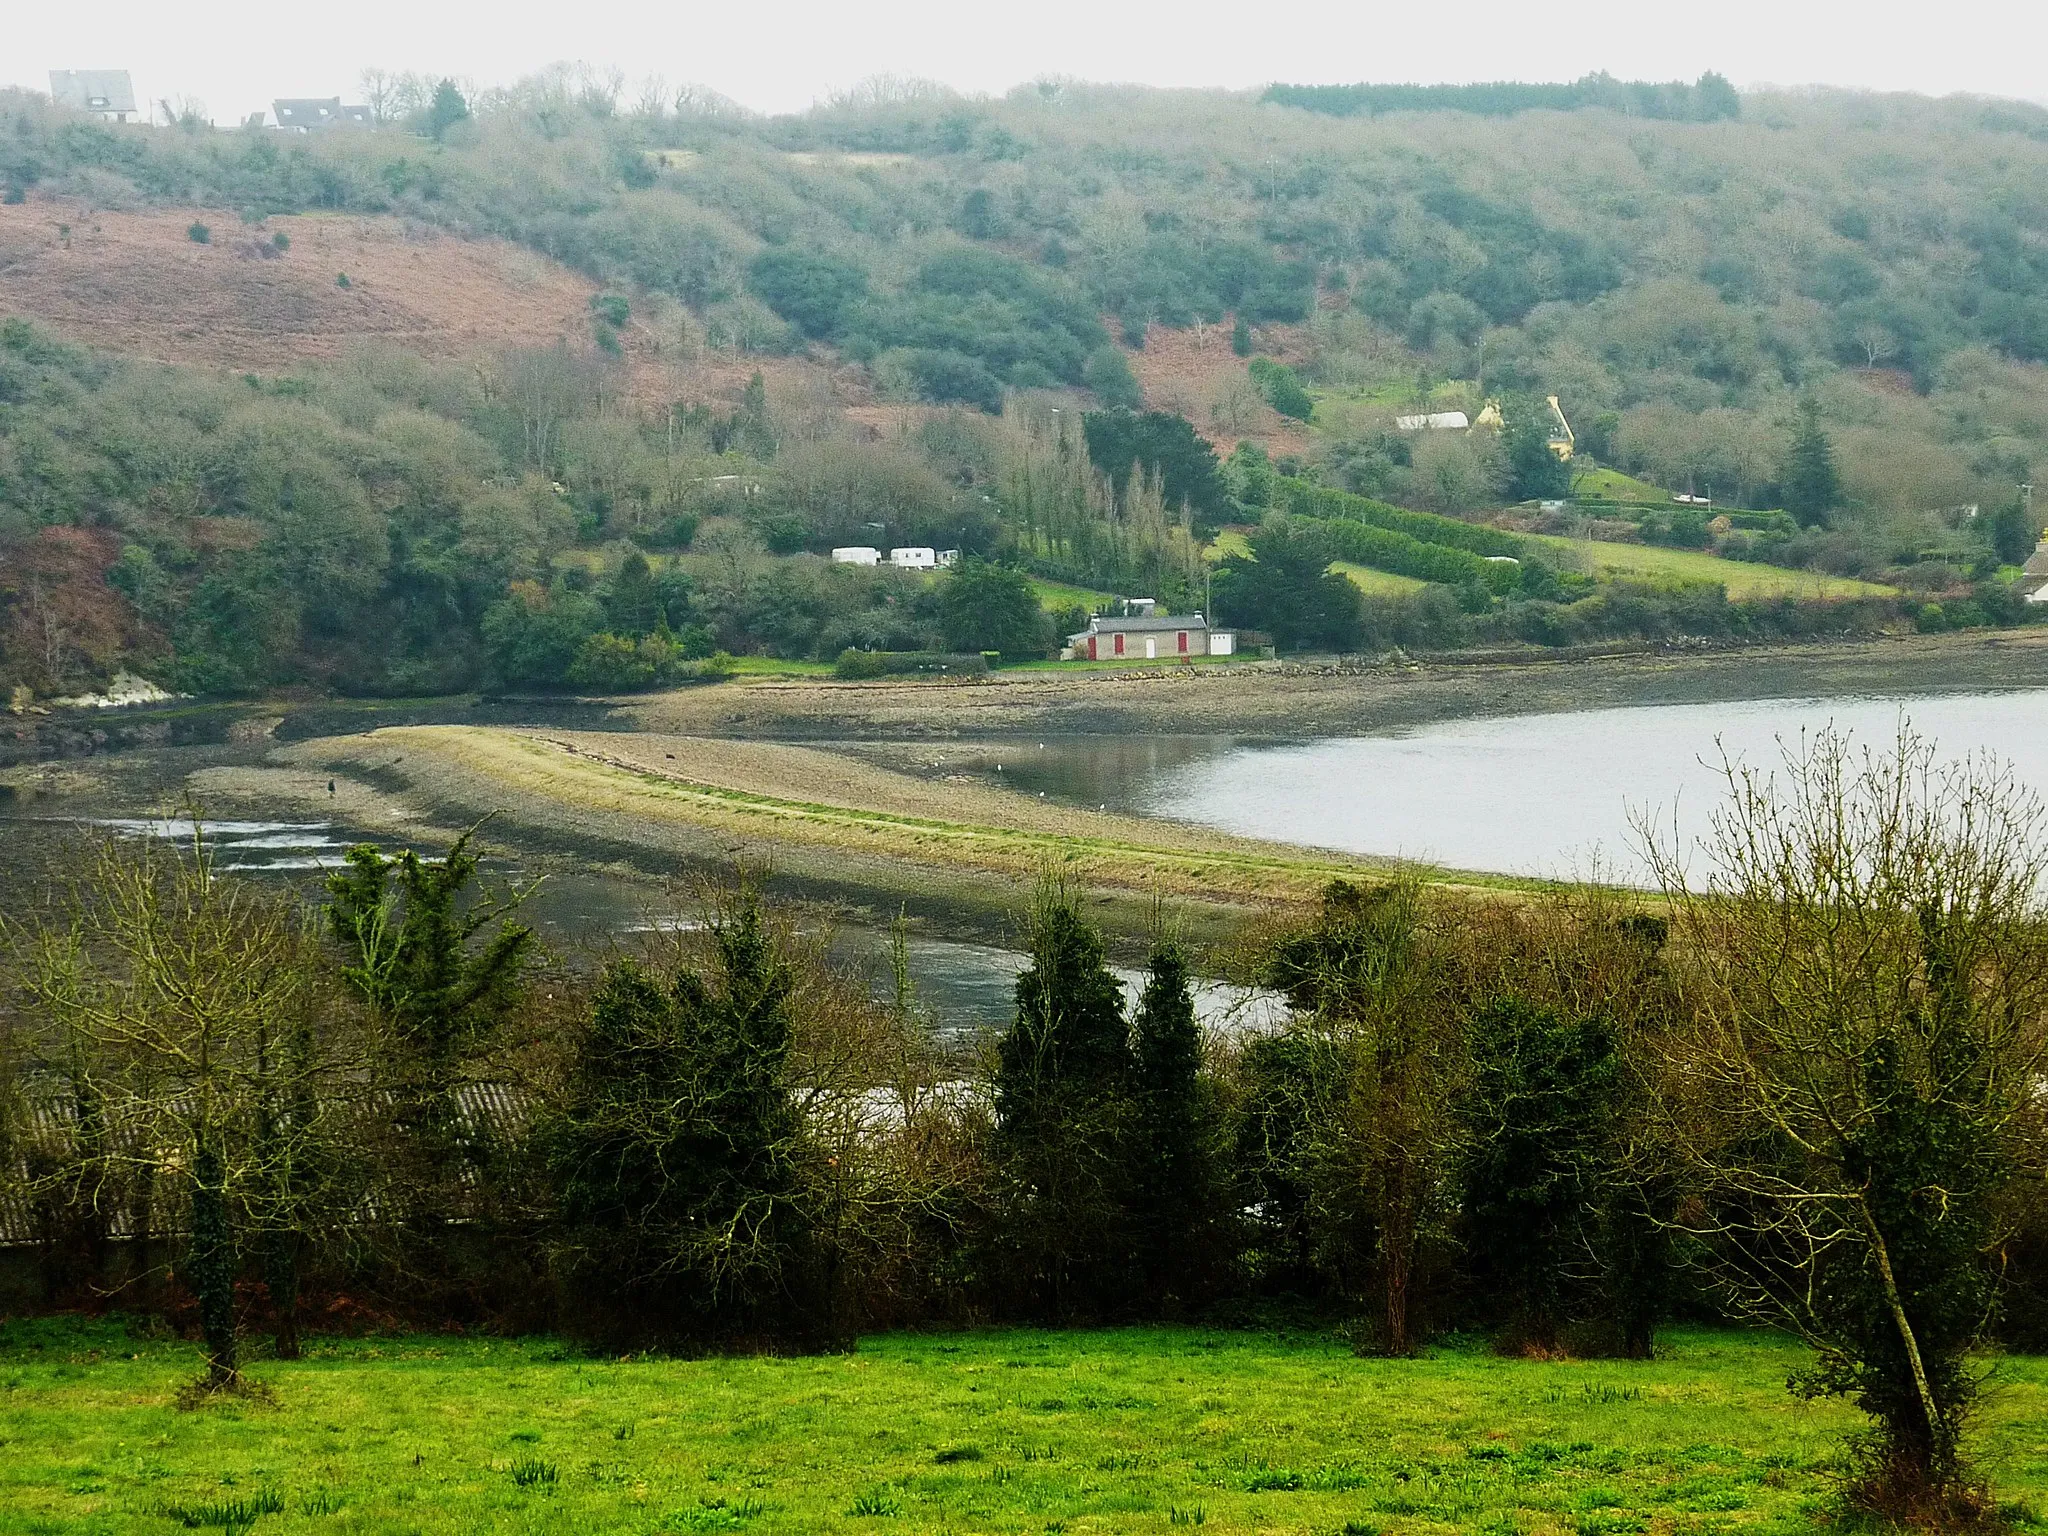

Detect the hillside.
xmin=0 ymin=203 xmax=604 ymax=369
xmin=5 ymin=74 xmax=2048 ymax=700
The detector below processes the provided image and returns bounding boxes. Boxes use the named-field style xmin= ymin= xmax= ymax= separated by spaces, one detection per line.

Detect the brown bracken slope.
xmin=0 ymin=199 xmax=601 ymax=370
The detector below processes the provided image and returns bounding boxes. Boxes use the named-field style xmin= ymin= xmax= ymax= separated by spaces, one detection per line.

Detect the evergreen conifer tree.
xmin=546 ymin=890 xmax=806 ymax=1346
xmin=1782 ymin=398 xmax=1842 ymax=527
xmin=1460 ymin=997 xmax=1619 ymax=1351
xmin=993 ymin=877 xmax=1133 ymax=1317
xmin=325 ymin=832 xmax=532 ymax=1233
xmin=1128 ymin=938 xmax=1220 ymax=1309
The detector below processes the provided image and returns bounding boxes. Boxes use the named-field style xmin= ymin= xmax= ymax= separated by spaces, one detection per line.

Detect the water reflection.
xmin=1126 ymin=689 xmax=2048 ymax=884
xmin=62 ymin=817 xmax=359 ymax=872
xmin=27 ymin=823 xmax=1284 ymax=1042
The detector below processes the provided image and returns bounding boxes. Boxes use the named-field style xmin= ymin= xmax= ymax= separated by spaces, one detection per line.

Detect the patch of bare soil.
xmin=1120 ymin=318 xmax=1316 ymax=458
xmin=0 ymin=198 xmax=602 ymax=369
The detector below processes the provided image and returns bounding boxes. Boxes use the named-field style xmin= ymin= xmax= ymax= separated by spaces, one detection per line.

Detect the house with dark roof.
xmin=273 ymin=98 xmax=372 ymax=132
xmin=49 ymin=71 xmax=136 ymax=121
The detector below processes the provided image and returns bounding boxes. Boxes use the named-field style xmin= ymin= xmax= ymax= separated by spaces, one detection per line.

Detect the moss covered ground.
xmin=4 ymin=1320 xmax=2045 ymax=1535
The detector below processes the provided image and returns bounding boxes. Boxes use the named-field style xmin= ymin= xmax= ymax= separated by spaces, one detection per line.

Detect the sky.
xmin=6 ymin=0 xmax=2045 ymax=126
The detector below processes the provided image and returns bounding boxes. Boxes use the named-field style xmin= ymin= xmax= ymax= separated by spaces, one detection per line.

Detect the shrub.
xmin=748 ymin=249 xmax=869 ymax=340
xmin=834 ymin=649 xmax=989 ymax=679
xmin=1248 ymin=357 xmax=1314 ymax=420
xmin=187 ymin=222 xmax=210 ymax=244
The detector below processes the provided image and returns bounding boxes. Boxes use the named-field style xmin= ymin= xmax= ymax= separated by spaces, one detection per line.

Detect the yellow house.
xmin=1545 ymin=395 xmax=1574 ymax=461
xmin=1470 ymin=396 xmax=1574 ymax=460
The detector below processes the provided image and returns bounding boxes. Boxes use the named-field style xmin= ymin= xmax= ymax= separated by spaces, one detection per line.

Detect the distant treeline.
xmin=1262 ymin=72 xmax=1741 ymax=122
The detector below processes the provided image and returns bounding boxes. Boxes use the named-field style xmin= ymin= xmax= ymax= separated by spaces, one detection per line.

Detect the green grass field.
xmin=1331 ymin=560 xmax=1428 ymax=596
xmin=721 ymin=656 xmax=838 ymax=677
xmin=1568 ymin=468 xmax=1672 ymax=505
xmin=1536 ymin=537 xmax=1898 ymax=600
xmin=1029 ymin=577 xmax=1120 ymax=613
xmin=5 ymin=1321 xmax=2045 ymax=1535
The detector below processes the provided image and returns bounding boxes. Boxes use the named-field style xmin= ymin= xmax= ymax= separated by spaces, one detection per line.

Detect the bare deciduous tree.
xmin=1646 ymin=724 xmax=2048 ymax=1518
xmin=7 ymin=827 xmax=349 ymax=1390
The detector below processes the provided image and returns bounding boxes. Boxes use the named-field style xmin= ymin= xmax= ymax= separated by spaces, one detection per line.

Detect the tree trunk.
xmin=189 ymin=1141 xmax=239 ymax=1389
xmin=1382 ymin=1165 xmax=1415 ymax=1357
xmin=264 ymin=1228 xmax=302 ymax=1361
xmin=1856 ymin=1197 xmax=1944 ymax=1474
xmin=1383 ymin=1239 xmax=1412 ymax=1357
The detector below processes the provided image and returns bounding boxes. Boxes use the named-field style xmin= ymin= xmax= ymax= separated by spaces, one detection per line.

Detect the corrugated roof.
xmin=0 ymin=1080 xmax=533 ymax=1248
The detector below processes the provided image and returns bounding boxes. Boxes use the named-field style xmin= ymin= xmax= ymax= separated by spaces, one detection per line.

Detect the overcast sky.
xmin=8 ymin=0 xmax=2044 ymax=125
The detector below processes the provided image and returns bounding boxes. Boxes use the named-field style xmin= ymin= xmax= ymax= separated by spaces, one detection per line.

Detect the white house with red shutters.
xmin=1065 ymin=600 xmax=1235 ymax=661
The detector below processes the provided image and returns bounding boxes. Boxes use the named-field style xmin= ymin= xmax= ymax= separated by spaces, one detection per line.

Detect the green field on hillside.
xmin=1537 ymin=537 xmax=1898 ymax=599
xmin=1568 ymin=468 xmax=1672 ymax=504
xmin=1332 ymin=559 xmax=1429 ymax=596
xmin=4 ymin=1321 xmax=2044 ymax=1535
xmin=1029 ymin=577 xmax=1120 ymax=612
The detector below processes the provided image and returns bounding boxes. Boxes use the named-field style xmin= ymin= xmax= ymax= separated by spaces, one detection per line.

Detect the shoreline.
xmin=193 ymin=726 xmax=1527 ymax=949
xmin=620 ymin=630 xmax=2048 ymax=743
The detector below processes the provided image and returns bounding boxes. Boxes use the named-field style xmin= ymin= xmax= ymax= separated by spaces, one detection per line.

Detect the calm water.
xmin=34 ymin=818 xmax=1280 ymax=1040
xmin=1004 ymin=689 xmax=2048 ymax=885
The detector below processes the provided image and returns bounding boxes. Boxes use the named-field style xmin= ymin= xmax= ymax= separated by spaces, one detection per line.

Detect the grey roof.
xmin=49 ymin=71 xmax=137 ymax=114
xmin=1079 ymin=614 xmax=1210 ymax=634
xmin=273 ymin=98 xmax=371 ymax=129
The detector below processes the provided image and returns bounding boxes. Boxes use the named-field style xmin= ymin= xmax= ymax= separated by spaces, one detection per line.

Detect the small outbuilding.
xmin=1394 ymin=410 xmax=1471 ymax=432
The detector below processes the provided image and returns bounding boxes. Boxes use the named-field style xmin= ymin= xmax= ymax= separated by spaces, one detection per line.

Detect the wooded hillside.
xmin=5 ymin=72 xmax=2048 ymax=695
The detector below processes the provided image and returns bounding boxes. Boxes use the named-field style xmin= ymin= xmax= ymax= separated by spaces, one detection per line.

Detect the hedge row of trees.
xmin=1261 ymin=73 xmax=1742 ymax=123
xmin=4 ymin=727 xmax=2047 ymax=1518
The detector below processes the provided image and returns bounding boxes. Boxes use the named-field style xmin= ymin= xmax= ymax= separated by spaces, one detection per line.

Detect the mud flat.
xmin=222 ymin=725 xmax=1510 ymax=939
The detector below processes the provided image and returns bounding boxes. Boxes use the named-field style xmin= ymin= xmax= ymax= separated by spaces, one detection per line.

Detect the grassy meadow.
xmin=1532 ymin=539 xmax=1897 ymax=600
xmin=1331 ymin=561 xmax=1430 ymax=597
xmin=4 ymin=1321 xmax=2045 ymax=1535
